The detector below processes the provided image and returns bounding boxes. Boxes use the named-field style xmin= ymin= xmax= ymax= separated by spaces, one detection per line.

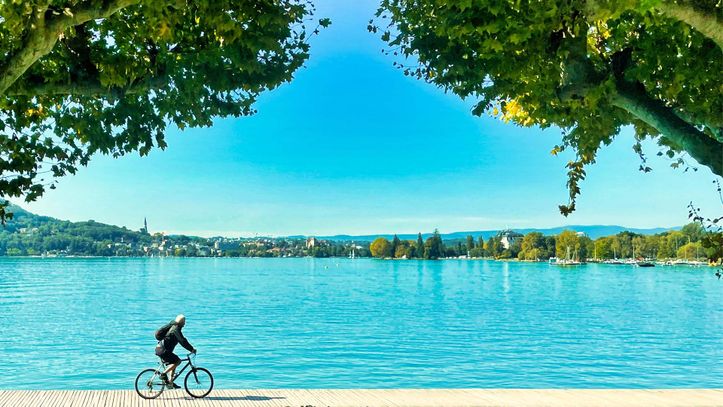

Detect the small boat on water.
xmin=636 ymin=261 xmax=655 ymax=267
xmin=550 ymin=247 xmax=585 ymax=266
xmin=556 ymin=259 xmax=584 ymax=266
xmin=549 ymin=257 xmax=584 ymax=266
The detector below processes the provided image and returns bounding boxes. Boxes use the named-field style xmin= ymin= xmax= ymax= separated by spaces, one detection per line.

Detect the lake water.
xmin=0 ymin=257 xmax=721 ymax=389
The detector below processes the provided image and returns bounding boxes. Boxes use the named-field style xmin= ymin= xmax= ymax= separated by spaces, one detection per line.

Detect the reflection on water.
xmin=0 ymin=257 xmax=721 ymax=389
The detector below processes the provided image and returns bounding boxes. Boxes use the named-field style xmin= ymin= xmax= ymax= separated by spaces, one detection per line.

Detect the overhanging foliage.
xmin=0 ymin=0 xmax=329 ymax=222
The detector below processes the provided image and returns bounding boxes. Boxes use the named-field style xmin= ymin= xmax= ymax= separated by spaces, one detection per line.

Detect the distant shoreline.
xmin=4 ymin=204 xmax=715 ymax=264
xmin=1 ymin=255 xmax=715 ymax=267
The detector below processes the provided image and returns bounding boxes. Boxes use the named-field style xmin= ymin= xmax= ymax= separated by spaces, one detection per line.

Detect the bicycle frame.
xmin=156 ymin=353 xmax=196 ymax=382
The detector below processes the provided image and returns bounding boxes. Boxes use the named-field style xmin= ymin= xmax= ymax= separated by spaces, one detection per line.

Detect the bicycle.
xmin=135 ymin=352 xmax=213 ymax=399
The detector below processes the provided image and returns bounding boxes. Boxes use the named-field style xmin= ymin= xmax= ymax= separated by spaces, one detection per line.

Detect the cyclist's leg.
xmin=160 ymin=352 xmax=181 ymax=384
xmin=164 ymin=363 xmax=177 ymax=381
xmin=159 ymin=352 xmax=181 ymax=383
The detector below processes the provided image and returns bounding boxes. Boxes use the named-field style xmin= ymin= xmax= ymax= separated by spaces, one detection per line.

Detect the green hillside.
xmin=0 ymin=205 xmax=151 ymax=256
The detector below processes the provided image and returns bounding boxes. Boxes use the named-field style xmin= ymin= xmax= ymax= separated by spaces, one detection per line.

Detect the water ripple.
xmin=0 ymin=257 xmax=721 ymax=389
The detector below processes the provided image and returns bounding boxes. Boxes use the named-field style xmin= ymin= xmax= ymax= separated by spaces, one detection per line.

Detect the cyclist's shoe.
xmin=167 ymin=382 xmax=181 ymax=390
xmin=160 ymin=373 xmax=169 ymax=383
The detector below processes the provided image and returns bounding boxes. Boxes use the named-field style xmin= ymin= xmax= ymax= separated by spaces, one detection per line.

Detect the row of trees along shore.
xmin=370 ymin=223 xmax=721 ymax=263
xmin=1 ymin=204 xmax=719 ymax=262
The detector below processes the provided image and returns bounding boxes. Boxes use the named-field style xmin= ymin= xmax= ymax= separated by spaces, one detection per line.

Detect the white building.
xmin=499 ymin=230 xmax=524 ymax=249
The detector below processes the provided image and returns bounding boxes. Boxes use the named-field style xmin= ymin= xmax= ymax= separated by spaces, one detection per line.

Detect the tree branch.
xmin=673 ymin=109 xmax=723 ymax=143
xmin=6 ymin=75 xmax=171 ymax=98
xmin=660 ymin=0 xmax=723 ymax=49
xmin=611 ymin=80 xmax=723 ymax=177
xmin=585 ymin=0 xmax=722 ymax=49
xmin=0 ymin=0 xmax=141 ymax=96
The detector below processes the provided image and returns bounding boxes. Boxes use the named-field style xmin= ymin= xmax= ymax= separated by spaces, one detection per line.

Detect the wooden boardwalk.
xmin=0 ymin=389 xmax=721 ymax=407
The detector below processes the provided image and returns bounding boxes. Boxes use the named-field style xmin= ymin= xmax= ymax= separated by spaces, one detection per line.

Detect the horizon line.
xmin=6 ymin=202 xmax=682 ymax=239
xmin=126 ymin=224 xmax=683 ymax=239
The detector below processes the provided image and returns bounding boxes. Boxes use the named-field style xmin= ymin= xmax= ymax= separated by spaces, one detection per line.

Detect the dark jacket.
xmin=155 ymin=321 xmax=193 ymax=355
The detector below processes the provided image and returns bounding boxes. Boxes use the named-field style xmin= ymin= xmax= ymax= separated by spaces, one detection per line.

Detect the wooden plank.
xmin=1 ymin=389 xmax=723 ymax=406
xmin=4 ymin=391 xmax=19 ymax=407
xmin=344 ymin=388 xmax=375 ymax=406
xmin=0 ymin=390 xmax=15 ymax=407
xmin=23 ymin=390 xmax=47 ymax=407
xmin=103 ymin=389 xmax=113 ymax=407
xmin=4 ymin=390 xmax=20 ymax=407
xmin=294 ymin=388 xmax=327 ymax=406
xmin=218 ymin=388 xmax=262 ymax=407
xmin=2 ymin=390 xmax=16 ymax=406
xmin=77 ymin=390 xmax=89 ymax=407
xmin=237 ymin=388 xmax=266 ymax=407
xmin=459 ymin=389 xmax=500 ymax=406
xmin=76 ymin=389 xmax=91 ymax=407
xmin=8 ymin=390 xmax=24 ymax=407
xmin=61 ymin=390 xmax=75 ymax=407
xmin=277 ymin=389 xmax=311 ymax=407
xmin=319 ymin=389 xmax=350 ymax=406
xmin=121 ymin=389 xmax=131 ymax=407
xmin=47 ymin=390 xmax=63 ymax=407
xmin=108 ymin=390 xmax=117 ymax=407
xmin=0 ymin=390 xmax=20 ymax=407
xmin=106 ymin=389 xmax=115 ymax=407
xmin=83 ymin=390 xmax=99 ymax=407
xmin=68 ymin=390 xmax=83 ymax=407
xmin=120 ymin=389 xmax=129 ymax=407
xmin=665 ymin=389 xmax=723 ymax=405
xmin=339 ymin=388 xmax=377 ymax=406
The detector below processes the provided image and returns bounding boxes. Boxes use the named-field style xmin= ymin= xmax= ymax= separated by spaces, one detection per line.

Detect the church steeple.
xmin=141 ymin=217 xmax=149 ymax=234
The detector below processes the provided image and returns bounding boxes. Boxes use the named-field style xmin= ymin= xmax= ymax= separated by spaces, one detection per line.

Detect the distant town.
xmin=0 ymin=205 xmax=719 ymax=265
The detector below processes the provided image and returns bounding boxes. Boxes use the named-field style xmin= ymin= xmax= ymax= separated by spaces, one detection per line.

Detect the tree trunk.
xmin=611 ymin=81 xmax=723 ymax=177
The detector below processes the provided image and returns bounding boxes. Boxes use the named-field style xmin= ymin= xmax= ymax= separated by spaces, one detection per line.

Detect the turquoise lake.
xmin=0 ymin=257 xmax=721 ymax=389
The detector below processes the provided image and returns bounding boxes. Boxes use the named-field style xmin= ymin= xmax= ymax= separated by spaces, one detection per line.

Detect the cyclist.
xmin=156 ymin=314 xmax=196 ymax=389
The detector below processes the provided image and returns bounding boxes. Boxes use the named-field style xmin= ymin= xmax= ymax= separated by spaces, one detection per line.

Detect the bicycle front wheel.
xmin=135 ymin=368 xmax=165 ymax=399
xmin=184 ymin=367 xmax=213 ymax=398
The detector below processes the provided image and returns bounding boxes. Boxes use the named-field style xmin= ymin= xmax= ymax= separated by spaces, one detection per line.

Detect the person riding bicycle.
xmin=155 ymin=314 xmax=196 ymax=389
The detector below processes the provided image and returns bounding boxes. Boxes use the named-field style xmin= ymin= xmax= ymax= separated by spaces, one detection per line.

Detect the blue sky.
xmin=23 ymin=0 xmax=722 ymax=237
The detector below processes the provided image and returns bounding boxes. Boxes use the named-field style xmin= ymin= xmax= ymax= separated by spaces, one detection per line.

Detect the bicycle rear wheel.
xmin=135 ymin=368 xmax=165 ymax=399
xmin=184 ymin=367 xmax=213 ymax=398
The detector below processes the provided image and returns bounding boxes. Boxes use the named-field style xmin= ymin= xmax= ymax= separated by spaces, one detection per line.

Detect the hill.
xmin=0 ymin=204 xmax=153 ymax=256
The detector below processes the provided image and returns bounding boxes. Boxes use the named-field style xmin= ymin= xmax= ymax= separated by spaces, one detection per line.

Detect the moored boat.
xmin=556 ymin=259 xmax=584 ymax=266
xmin=551 ymin=247 xmax=585 ymax=266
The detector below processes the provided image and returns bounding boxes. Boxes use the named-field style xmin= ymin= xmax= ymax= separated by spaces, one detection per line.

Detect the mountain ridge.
xmin=291 ymin=225 xmax=681 ymax=241
xmin=4 ymin=204 xmax=679 ymax=240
